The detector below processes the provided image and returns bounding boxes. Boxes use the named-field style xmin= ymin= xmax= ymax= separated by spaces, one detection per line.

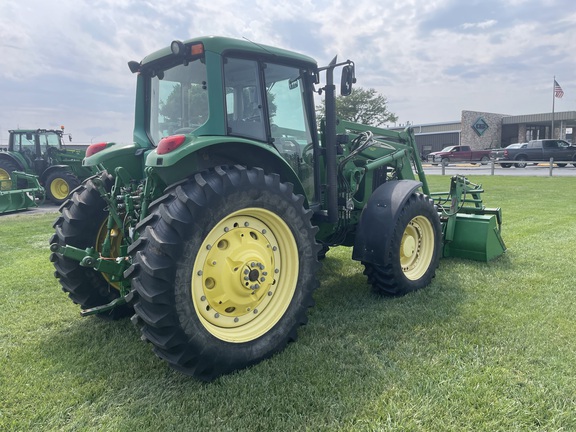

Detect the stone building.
xmin=392 ymin=110 xmax=576 ymax=158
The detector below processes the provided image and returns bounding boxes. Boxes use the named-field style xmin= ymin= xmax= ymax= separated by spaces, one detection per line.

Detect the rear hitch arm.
xmin=49 ymin=243 xmax=130 ymax=287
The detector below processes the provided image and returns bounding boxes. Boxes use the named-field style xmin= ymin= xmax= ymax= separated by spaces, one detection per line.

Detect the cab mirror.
xmin=340 ymin=64 xmax=356 ymax=96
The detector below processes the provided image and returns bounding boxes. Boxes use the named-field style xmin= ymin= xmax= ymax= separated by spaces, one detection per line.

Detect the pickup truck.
xmin=490 ymin=139 xmax=576 ymax=168
xmin=427 ymin=145 xmax=492 ymax=166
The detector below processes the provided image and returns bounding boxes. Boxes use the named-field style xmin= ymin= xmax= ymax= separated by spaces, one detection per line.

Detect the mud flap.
xmin=352 ymin=179 xmax=422 ymax=266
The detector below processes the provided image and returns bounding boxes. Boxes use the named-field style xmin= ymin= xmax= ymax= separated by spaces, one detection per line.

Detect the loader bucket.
xmin=430 ymin=175 xmax=506 ymax=262
xmin=0 ymin=171 xmax=45 ymax=214
xmin=442 ymin=212 xmax=506 ymax=261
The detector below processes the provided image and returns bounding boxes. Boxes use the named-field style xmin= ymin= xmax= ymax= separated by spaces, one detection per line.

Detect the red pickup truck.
xmin=427 ymin=145 xmax=492 ymax=166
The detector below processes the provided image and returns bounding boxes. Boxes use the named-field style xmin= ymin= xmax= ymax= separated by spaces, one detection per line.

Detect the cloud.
xmin=461 ymin=19 xmax=498 ymax=30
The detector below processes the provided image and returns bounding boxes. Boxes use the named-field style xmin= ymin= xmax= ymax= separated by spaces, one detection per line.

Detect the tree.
xmin=316 ymin=87 xmax=398 ymax=127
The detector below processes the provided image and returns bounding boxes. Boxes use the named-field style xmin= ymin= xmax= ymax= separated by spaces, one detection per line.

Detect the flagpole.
xmin=551 ymin=76 xmax=555 ymax=139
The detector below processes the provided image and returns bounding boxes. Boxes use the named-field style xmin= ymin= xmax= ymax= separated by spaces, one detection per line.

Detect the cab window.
xmin=224 ymin=58 xmax=266 ymax=141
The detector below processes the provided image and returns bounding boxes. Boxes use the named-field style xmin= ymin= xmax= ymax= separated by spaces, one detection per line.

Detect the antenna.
xmin=242 ymin=37 xmax=276 ymax=56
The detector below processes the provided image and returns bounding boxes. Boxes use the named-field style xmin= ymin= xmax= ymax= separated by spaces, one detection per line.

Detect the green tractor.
xmin=49 ymin=36 xmax=505 ymax=381
xmin=0 ymin=127 xmax=94 ymax=204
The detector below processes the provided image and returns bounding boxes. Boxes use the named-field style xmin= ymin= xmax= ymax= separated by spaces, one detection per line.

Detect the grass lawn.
xmin=1 ymin=175 xmax=575 ymax=431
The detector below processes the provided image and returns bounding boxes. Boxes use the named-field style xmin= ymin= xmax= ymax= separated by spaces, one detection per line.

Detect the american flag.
xmin=554 ymin=80 xmax=564 ymax=98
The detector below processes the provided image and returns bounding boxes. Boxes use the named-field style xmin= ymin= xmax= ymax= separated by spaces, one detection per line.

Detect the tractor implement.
xmin=430 ymin=175 xmax=506 ymax=261
xmin=0 ymin=171 xmax=45 ymax=214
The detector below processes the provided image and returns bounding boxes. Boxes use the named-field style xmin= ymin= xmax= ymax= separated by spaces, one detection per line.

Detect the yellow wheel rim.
xmin=400 ymin=215 xmax=435 ymax=281
xmin=192 ymin=208 xmax=298 ymax=343
xmin=50 ymin=178 xmax=70 ymax=200
xmin=0 ymin=168 xmax=12 ymax=191
xmin=95 ymin=220 xmax=123 ymax=290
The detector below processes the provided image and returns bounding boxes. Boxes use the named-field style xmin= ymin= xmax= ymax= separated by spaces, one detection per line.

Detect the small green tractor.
xmin=0 ymin=127 xmax=94 ymax=204
xmin=49 ymin=36 xmax=506 ymax=381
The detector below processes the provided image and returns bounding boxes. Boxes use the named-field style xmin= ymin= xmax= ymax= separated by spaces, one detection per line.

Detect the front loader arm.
xmin=336 ymin=120 xmax=430 ymax=195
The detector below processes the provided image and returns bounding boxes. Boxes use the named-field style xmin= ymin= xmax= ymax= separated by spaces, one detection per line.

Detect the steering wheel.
xmin=47 ymin=146 xmax=59 ymax=157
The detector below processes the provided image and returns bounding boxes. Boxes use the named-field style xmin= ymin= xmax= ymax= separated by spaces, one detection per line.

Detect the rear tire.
xmin=45 ymin=170 xmax=81 ymax=204
xmin=127 ymin=166 xmax=320 ymax=380
xmin=480 ymin=156 xmax=490 ymax=165
xmin=363 ymin=193 xmax=441 ymax=296
xmin=501 ymin=163 xmax=511 ymax=168
xmin=0 ymin=159 xmax=21 ymax=190
xmin=515 ymin=156 xmax=527 ymax=168
xmin=50 ymin=172 xmax=131 ymax=319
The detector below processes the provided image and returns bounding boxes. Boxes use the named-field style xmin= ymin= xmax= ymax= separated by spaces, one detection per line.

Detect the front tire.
xmin=45 ymin=170 xmax=81 ymax=204
xmin=363 ymin=193 xmax=441 ymax=296
xmin=127 ymin=166 xmax=320 ymax=380
xmin=50 ymin=172 xmax=131 ymax=319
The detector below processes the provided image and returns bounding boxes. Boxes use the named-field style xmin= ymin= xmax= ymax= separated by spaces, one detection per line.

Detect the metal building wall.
xmin=415 ymin=132 xmax=460 ymax=158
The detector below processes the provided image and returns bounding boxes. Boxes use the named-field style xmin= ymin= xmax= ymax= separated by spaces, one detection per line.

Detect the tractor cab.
xmin=121 ymin=37 xmax=358 ymax=220
xmin=7 ymin=128 xmax=73 ymax=175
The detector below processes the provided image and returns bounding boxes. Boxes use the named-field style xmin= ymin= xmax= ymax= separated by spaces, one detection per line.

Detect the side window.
xmin=224 ymin=58 xmax=266 ymax=141
xmin=264 ymin=63 xmax=313 ymax=158
xmin=19 ymin=133 xmax=36 ymax=156
xmin=264 ymin=63 xmax=315 ymax=200
xmin=544 ymin=141 xmax=557 ymax=149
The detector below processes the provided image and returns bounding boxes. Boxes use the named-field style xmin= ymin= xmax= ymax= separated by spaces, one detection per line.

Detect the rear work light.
xmin=86 ymin=142 xmax=108 ymax=157
xmin=157 ymin=135 xmax=186 ymax=155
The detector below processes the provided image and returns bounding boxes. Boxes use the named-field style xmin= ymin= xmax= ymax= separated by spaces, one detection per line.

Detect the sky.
xmin=0 ymin=0 xmax=574 ymax=145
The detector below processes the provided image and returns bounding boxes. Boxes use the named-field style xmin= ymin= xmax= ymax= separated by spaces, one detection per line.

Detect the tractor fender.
xmin=0 ymin=152 xmax=26 ymax=171
xmin=352 ymin=179 xmax=422 ymax=266
xmin=40 ymin=165 xmax=73 ymax=184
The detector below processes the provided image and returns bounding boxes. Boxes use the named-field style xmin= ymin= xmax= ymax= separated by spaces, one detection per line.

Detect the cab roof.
xmin=139 ymin=35 xmax=318 ymax=69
